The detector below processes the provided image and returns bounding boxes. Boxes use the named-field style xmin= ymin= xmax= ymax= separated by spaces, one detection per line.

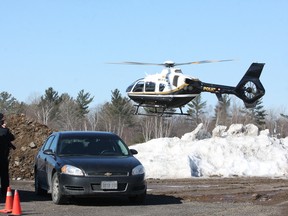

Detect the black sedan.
xmin=34 ymin=131 xmax=146 ymax=204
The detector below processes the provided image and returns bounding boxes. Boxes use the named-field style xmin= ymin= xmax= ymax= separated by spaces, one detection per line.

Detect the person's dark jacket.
xmin=0 ymin=127 xmax=15 ymax=160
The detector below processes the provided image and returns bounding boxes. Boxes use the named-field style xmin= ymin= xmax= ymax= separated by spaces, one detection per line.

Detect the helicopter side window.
xmin=145 ymin=82 xmax=155 ymax=92
xmin=159 ymin=83 xmax=165 ymax=92
xmin=173 ymin=75 xmax=179 ymax=87
xmin=132 ymin=81 xmax=144 ymax=92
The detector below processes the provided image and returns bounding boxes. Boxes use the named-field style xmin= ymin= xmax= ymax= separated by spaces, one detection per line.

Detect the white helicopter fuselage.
xmin=126 ymin=67 xmax=201 ymax=108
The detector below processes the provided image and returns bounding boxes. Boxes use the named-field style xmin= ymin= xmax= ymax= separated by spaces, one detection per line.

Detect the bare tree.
xmin=266 ymin=107 xmax=288 ymax=138
xmin=279 ymin=112 xmax=288 ymax=137
xmin=139 ymin=115 xmax=175 ymax=141
xmin=155 ymin=116 xmax=174 ymax=138
xmin=86 ymin=105 xmax=101 ymax=131
xmin=230 ymin=99 xmax=244 ymax=124
xmin=214 ymin=94 xmax=231 ymax=126
xmin=139 ymin=116 xmax=154 ymax=142
xmin=55 ymin=94 xmax=80 ymax=130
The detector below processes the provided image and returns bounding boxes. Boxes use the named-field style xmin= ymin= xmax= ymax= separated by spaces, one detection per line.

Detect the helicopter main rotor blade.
xmin=107 ymin=61 xmax=164 ymax=66
xmin=107 ymin=59 xmax=234 ymax=68
xmin=174 ymin=59 xmax=234 ymax=66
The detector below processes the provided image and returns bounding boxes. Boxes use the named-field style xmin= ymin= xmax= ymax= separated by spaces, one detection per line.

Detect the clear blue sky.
xmin=1 ymin=1 xmax=287 ymax=111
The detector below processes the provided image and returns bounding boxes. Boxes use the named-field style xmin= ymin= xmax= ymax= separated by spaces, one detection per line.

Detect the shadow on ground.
xmin=2 ymin=189 xmax=182 ymax=206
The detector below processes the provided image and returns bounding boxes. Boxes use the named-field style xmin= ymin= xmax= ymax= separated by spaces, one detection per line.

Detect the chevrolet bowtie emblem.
xmin=104 ymin=172 xmax=113 ymax=176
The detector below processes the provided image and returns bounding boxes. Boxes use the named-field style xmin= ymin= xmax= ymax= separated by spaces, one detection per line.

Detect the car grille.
xmin=91 ymin=183 xmax=127 ymax=192
xmin=86 ymin=171 xmax=129 ymax=177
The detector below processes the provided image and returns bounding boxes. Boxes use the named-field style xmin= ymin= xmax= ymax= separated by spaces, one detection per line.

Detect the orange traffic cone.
xmin=9 ymin=190 xmax=22 ymax=216
xmin=0 ymin=186 xmax=13 ymax=213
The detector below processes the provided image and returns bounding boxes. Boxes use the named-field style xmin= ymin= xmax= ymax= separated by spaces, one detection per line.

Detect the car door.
xmin=36 ymin=135 xmax=55 ymax=190
xmin=45 ymin=135 xmax=59 ymax=189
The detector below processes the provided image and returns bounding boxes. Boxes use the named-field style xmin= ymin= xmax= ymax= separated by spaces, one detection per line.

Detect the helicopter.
xmin=111 ymin=60 xmax=265 ymax=116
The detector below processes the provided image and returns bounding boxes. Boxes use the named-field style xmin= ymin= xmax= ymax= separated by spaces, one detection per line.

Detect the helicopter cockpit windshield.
xmin=126 ymin=78 xmax=143 ymax=92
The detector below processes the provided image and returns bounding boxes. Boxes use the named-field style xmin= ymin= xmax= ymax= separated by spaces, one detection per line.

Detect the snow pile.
xmin=132 ymin=124 xmax=288 ymax=179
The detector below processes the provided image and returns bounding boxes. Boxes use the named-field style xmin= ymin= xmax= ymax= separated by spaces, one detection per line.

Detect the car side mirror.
xmin=43 ymin=149 xmax=55 ymax=156
xmin=129 ymin=149 xmax=138 ymax=155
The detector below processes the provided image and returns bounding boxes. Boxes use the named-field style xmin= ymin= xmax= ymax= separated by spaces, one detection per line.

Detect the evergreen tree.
xmin=187 ymin=94 xmax=207 ymax=126
xmin=99 ymin=89 xmax=134 ymax=137
xmin=245 ymin=98 xmax=267 ymax=130
xmin=109 ymin=89 xmax=132 ymax=119
xmin=254 ymin=99 xmax=266 ymax=128
xmin=76 ymin=89 xmax=94 ymax=117
xmin=0 ymin=91 xmax=20 ymax=114
xmin=42 ymin=87 xmax=60 ymax=103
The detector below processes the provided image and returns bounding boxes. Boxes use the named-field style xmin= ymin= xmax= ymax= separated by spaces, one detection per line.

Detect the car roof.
xmin=51 ymin=131 xmax=117 ymax=136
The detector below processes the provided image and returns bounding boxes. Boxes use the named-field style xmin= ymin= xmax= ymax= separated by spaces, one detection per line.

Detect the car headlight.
xmin=61 ymin=165 xmax=84 ymax=176
xmin=132 ymin=165 xmax=145 ymax=176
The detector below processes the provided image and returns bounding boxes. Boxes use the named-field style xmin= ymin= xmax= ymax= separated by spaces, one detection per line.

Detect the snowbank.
xmin=132 ymin=124 xmax=288 ymax=179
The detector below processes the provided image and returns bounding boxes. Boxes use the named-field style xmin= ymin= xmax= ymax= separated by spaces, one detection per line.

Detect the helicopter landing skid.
xmin=133 ymin=104 xmax=190 ymax=117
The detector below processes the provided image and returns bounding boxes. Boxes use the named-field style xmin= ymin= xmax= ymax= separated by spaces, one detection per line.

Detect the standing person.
xmin=0 ymin=113 xmax=15 ymax=197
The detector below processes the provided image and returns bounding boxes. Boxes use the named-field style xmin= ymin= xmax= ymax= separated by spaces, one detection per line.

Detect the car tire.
xmin=34 ymin=171 xmax=47 ymax=195
xmin=51 ymin=173 xmax=66 ymax=204
xmin=128 ymin=190 xmax=147 ymax=204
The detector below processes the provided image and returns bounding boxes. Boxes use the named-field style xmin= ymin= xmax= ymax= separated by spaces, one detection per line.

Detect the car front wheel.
xmin=51 ymin=173 xmax=66 ymax=204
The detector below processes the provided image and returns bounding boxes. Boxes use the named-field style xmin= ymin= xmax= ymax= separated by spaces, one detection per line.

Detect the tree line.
xmin=1 ymin=88 xmax=287 ymax=145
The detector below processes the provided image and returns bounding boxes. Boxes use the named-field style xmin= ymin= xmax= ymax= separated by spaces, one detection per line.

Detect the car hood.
xmin=59 ymin=156 xmax=142 ymax=175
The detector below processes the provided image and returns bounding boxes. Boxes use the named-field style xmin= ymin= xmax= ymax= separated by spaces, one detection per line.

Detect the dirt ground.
xmin=147 ymin=177 xmax=288 ymax=207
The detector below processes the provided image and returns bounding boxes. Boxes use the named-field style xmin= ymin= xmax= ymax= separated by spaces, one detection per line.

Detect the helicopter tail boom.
xmin=199 ymin=63 xmax=265 ymax=108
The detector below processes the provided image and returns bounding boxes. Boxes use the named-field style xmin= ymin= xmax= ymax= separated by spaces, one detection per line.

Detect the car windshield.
xmin=58 ymin=135 xmax=130 ymax=157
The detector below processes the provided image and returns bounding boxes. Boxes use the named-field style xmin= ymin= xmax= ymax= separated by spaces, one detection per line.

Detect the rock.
xmin=21 ymin=147 xmax=27 ymax=151
xmin=29 ymin=142 xmax=37 ymax=149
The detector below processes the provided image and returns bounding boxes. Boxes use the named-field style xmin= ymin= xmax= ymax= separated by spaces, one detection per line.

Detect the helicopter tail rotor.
xmin=235 ymin=63 xmax=265 ymax=108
